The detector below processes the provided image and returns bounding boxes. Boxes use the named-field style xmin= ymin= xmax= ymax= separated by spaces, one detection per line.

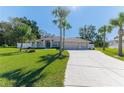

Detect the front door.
xmin=45 ymin=40 xmax=50 ymax=48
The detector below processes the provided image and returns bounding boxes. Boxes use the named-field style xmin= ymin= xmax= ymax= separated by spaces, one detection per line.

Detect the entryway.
xmin=45 ymin=40 xmax=51 ymax=48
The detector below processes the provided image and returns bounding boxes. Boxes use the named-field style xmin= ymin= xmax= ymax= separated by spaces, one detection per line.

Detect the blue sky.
xmin=0 ymin=6 xmax=124 ymax=40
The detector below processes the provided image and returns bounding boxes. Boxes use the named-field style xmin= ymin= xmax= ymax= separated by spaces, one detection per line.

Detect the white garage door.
xmin=64 ymin=42 xmax=88 ymax=50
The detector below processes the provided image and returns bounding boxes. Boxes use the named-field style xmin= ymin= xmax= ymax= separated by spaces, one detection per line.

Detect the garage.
xmin=64 ymin=38 xmax=89 ymax=50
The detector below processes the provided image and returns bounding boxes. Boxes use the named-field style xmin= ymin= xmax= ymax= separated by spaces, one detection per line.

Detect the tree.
xmin=79 ymin=25 xmax=96 ymax=41
xmin=52 ymin=7 xmax=70 ymax=54
xmin=13 ymin=22 xmax=32 ymax=52
xmin=62 ymin=20 xmax=72 ymax=50
xmin=98 ymin=25 xmax=112 ymax=50
xmin=0 ymin=22 xmax=15 ymax=46
xmin=10 ymin=17 xmax=41 ymax=39
xmin=0 ymin=17 xmax=42 ymax=47
xmin=94 ymin=33 xmax=104 ymax=47
xmin=110 ymin=12 xmax=124 ymax=56
xmin=0 ymin=29 xmax=5 ymax=46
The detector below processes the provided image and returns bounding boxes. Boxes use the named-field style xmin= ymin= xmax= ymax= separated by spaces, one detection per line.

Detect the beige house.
xmin=17 ymin=36 xmax=94 ymax=50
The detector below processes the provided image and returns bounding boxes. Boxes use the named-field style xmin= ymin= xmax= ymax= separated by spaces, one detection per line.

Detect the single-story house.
xmin=17 ymin=36 xmax=94 ymax=50
xmin=109 ymin=36 xmax=124 ymax=48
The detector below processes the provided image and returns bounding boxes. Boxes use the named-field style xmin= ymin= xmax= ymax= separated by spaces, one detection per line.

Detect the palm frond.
xmin=98 ymin=26 xmax=105 ymax=34
xmin=110 ymin=19 xmax=119 ymax=27
xmin=107 ymin=25 xmax=113 ymax=33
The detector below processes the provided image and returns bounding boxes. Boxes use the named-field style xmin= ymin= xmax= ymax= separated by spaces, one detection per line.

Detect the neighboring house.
xmin=17 ymin=36 xmax=94 ymax=50
xmin=109 ymin=36 xmax=124 ymax=48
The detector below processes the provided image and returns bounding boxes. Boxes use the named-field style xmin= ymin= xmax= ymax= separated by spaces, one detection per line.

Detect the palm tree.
xmin=14 ymin=22 xmax=32 ymax=52
xmin=62 ymin=20 xmax=72 ymax=50
xmin=52 ymin=7 xmax=70 ymax=54
xmin=110 ymin=12 xmax=124 ymax=56
xmin=98 ymin=25 xmax=112 ymax=50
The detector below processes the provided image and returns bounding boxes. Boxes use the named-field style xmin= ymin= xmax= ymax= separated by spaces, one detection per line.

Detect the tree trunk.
xmin=118 ymin=30 xmax=123 ymax=56
xmin=20 ymin=42 xmax=23 ymax=52
xmin=103 ymin=31 xmax=106 ymax=51
xmin=63 ymin=28 xmax=65 ymax=50
xmin=59 ymin=27 xmax=62 ymax=55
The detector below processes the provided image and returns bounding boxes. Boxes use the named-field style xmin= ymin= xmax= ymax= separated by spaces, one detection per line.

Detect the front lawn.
xmin=0 ymin=48 xmax=69 ymax=87
xmin=96 ymin=48 xmax=124 ymax=61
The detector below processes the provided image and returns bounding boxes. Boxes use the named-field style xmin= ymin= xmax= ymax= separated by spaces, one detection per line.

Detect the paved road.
xmin=64 ymin=50 xmax=124 ymax=87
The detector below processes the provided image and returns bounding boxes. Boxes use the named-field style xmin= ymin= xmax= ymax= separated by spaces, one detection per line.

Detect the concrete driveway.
xmin=64 ymin=50 xmax=124 ymax=87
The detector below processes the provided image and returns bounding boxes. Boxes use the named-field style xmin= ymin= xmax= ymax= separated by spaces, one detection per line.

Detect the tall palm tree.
xmin=98 ymin=25 xmax=112 ymax=50
xmin=52 ymin=7 xmax=70 ymax=54
xmin=110 ymin=12 xmax=124 ymax=56
xmin=62 ymin=20 xmax=72 ymax=50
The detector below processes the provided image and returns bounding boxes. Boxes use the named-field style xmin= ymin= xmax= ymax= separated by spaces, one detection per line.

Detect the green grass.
xmin=0 ymin=48 xmax=69 ymax=87
xmin=96 ymin=48 xmax=124 ymax=61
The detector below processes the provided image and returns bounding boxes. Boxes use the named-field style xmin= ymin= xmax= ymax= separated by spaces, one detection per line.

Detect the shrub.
xmin=27 ymin=49 xmax=35 ymax=53
xmin=2 ymin=44 xmax=8 ymax=48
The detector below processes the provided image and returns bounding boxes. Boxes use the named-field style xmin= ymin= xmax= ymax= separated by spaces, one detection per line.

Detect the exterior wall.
xmin=17 ymin=41 xmax=46 ymax=48
xmin=37 ymin=41 xmax=45 ymax=48
xmin=17 ymin=43 xmax=32 ymax=48
xmin=50 ymin=40 xmax=53 ymax=48
xmin=52 ymin=41 xmax=60 ymax=48
xmin=17 ymin=42 xmax=45 ymax=48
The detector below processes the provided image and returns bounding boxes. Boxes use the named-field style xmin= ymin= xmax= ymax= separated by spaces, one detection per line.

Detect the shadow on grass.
xmin=0 ymin=67 xmax=46 ymax=87
xmin=0 ymin=53 xmax=67 ymax=87
xmin=37 ymin=53 xmax=68 ymax=63
xmin=0 ymin=52 xmax=21 ymax=57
